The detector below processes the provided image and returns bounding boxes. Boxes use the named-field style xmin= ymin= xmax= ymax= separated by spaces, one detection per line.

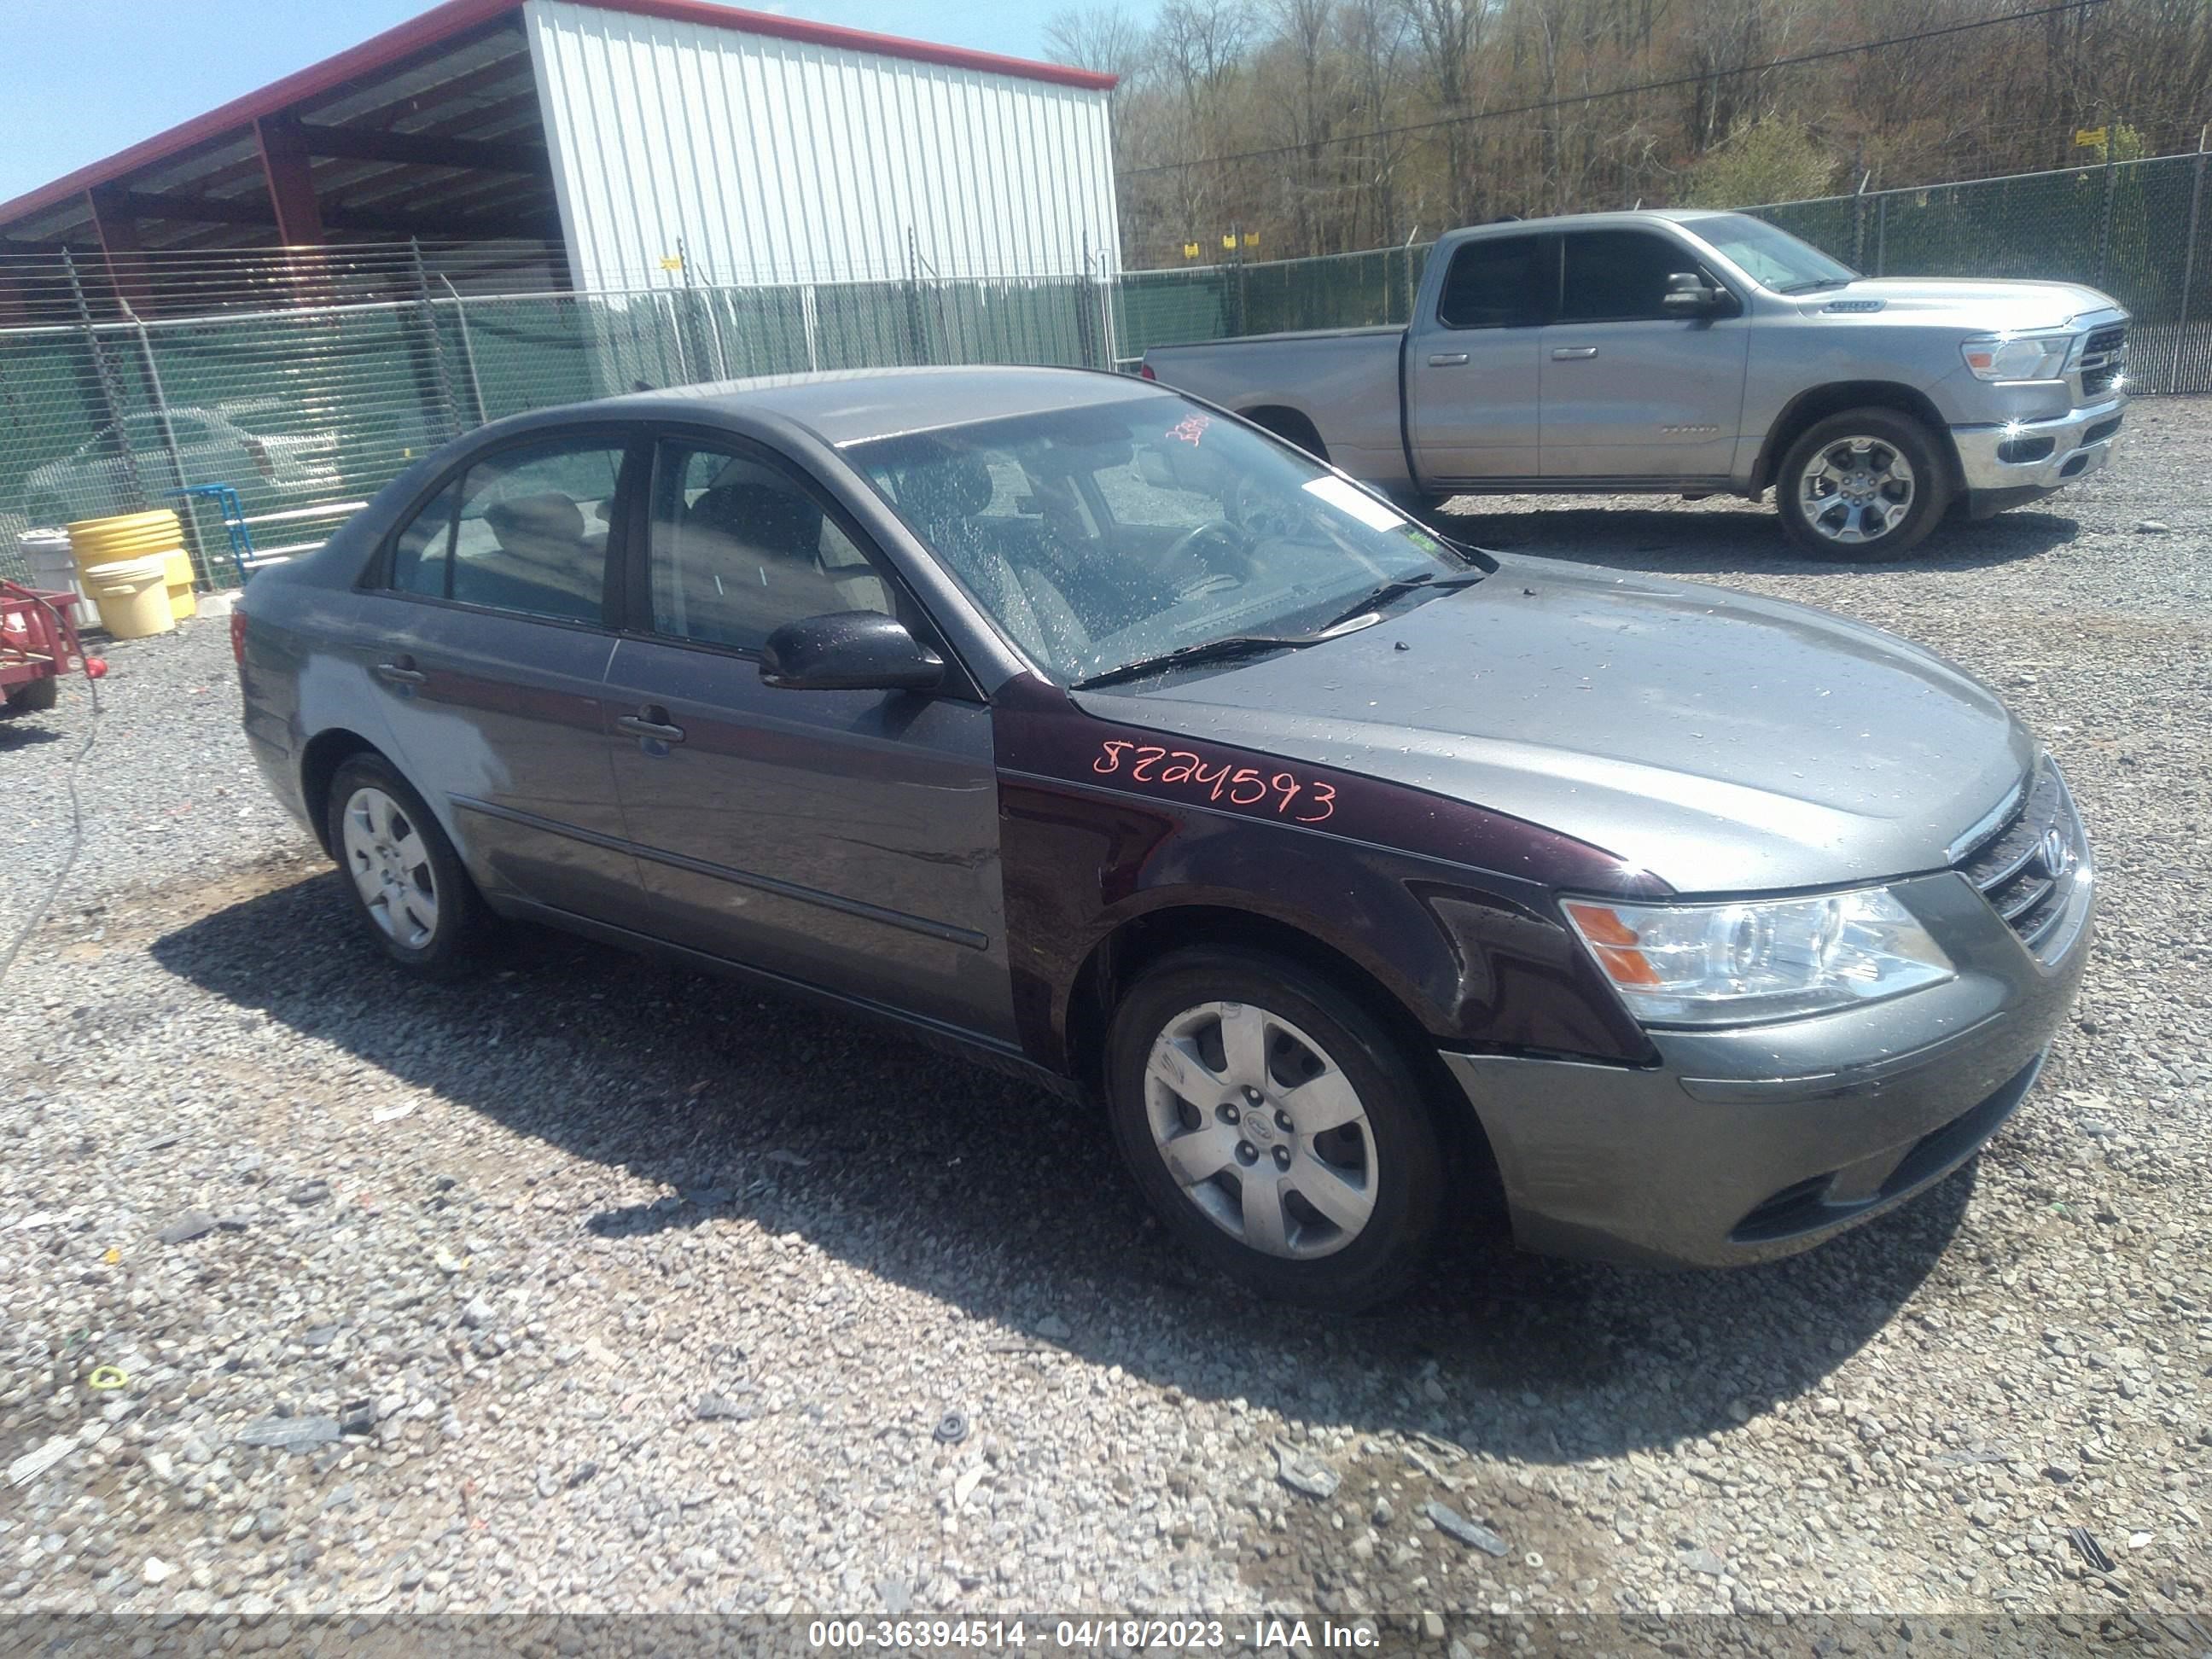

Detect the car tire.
xmin=1104 ymin=946 xmax=1447 ymax=1313
xmin=325 ymin=753 xmax=491 ymax=977
xmin=1777 ymin=409 xmax=1952 ymax=559
xmin=4 ymin=676 xmax=60 ymax=716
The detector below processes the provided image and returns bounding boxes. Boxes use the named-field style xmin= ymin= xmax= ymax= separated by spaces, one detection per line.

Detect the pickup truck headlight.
xmin=1960 ymin=332 xmax=2073 ymax=381
xmin=1562 ymin=888 xmax=1954 ymax=1027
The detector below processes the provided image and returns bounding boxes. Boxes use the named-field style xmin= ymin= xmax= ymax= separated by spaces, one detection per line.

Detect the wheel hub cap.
xmin=1143 ymin=1000 xmax=1377 ymax=1261
xmin=341 ymin=786 xmax=439 ymax=950
xmin=1801 ymin=436 xmax=1916 ymax=544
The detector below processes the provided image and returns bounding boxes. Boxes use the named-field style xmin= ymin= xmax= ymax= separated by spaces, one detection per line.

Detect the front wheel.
xmin=1104 ymin=946 xmax=1447 ymax=1312
xmin=325 ymin=754 xmax=491 ymax=976
xmin=1777 ymin=409 xmax=1951 ymax=559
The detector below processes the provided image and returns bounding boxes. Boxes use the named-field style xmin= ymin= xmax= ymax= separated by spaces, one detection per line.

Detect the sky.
xmin=0 ymin=0 xmax=1107 ymax=202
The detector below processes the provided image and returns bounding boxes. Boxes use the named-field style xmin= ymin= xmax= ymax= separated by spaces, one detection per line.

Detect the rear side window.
xmin=450 ymin=441 xmax=624 ymax=622
xmin=1436 ymin=235 xmax=1549 ymax=329
xmin=389 ymin=481 xmax=458 ymax=597
xmin=1558 ymin=230 xmax=1704 ymax=323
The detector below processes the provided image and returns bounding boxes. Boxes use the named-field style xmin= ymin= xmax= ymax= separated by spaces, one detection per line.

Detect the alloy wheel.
xmin=1798 ymin=435 xmax=1917 ymax=545
xmin=341 ymin=786 xmax=439 ymax=949
xmin=1142 ymin=1000 xmax=1378 ymax=1260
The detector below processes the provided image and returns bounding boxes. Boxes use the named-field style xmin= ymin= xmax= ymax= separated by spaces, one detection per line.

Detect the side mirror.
xmin=760 ymin=611 xmax=945 ymax=693
xmin=1661 ymin=271 xmax=1729 ymax=316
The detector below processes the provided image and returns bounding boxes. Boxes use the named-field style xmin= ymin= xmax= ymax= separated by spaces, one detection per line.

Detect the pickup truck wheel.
xmin=1778 ymin=410 xmax=1950 ymax=558
xmin=1104 ymin=947 xmax=1446 ymax=1313
xmin=326 ymin=754 xmax=492 ymax=977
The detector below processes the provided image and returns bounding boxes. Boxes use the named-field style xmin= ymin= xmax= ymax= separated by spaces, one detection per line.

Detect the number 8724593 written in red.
xmin=1091 ymin=740 xmax=1336 ymax=824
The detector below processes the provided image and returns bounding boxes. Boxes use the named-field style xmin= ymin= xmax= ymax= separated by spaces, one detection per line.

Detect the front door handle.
xmin=1551 ymin=346 xmax=1599 ymax=360
xmin=373 ymin=656 xmax=426 ymax=686
xmin=617 ymin=707 xmax=685 ymax=744
xmin=1427 ymin=352 xmax=1470 ymax=367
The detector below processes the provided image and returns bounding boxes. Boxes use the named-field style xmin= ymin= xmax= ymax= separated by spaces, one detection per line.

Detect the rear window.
xmin=1436 ymin=234 xmax=1550 ymax=329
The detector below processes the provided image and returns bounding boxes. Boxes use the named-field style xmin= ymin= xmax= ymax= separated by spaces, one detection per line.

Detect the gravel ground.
xmin=1 ymin=403 xmax=2206 ymax=1633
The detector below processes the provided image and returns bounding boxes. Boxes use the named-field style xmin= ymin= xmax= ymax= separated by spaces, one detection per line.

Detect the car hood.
xmin=1071 ymin=556 xmax=2035 ymax=894
xmin=1799 ymin=276 xmax=2125 ymax=332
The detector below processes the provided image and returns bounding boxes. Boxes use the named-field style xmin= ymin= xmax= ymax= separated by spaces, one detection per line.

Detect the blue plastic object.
xmin=163 ymin=484 xmax=257 ymax=584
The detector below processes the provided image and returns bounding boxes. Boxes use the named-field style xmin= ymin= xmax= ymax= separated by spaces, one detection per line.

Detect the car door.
xmin=1539 ymin=226 xmax=1749 ymax=480
xmin=1403 ymin=231 xmax=1551 ymax=484
xmin=345 ymin=428 xmax=644 ymax=921
xmin=601 ymin=431 xmax=1014 ymax=1042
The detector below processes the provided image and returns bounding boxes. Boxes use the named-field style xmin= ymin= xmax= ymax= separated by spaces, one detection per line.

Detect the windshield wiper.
xmin=1778 ymin=276 xmax=1854 ymax=294
xmin=1317 ymin=569 xmax=1484 ymax=632
xmin=1074 ymin=632 xmax=1318 ymax=690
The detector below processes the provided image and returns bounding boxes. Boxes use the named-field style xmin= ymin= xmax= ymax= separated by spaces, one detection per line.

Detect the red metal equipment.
xmin=1 ymin=579 xmax=90 ymax=717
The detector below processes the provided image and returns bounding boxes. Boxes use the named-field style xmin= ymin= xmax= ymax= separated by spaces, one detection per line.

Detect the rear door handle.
xmin=617 ymin=706 xmax=685 ymax=744
xmin=373 ymin=657 xmax=426 ymax=686
xmin=1551 ymin=346 xmax=1599 ymax=360
xmin=1426 ymin=352 xmax=1470 ymax=366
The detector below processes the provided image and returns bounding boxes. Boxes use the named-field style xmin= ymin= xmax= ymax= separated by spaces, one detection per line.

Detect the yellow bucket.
xmin=68 ymin=512 xmax=200 ymax=621
xmin=161 ymin=548 xmax=198 ymax=621
xmin=82 ymin=555 xmax=177 ymax=639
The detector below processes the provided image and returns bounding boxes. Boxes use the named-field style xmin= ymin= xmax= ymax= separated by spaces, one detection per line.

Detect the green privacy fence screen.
xmin=3 ymin=149 xmax=2205 ymax=586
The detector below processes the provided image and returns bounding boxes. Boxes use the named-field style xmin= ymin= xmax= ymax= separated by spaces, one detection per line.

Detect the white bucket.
xmin=18 ymin=528 xmax=84 ymax=603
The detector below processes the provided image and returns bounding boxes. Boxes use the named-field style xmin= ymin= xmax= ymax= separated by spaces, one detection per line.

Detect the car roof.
xmin=529 ymin=364 xmax=1170 ymax=449
xmin=1455 ymin=208 xmax=1735 ymax=235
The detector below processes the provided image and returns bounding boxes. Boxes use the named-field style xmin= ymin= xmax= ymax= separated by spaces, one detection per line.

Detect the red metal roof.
xmin=0 ymin=0 xmax=1116 ymax=232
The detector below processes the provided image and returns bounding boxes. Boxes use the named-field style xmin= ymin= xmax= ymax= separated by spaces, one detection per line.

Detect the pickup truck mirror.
xmin=1662 ymin=272 xmax=1731 ymax=317
xmin=760 ymin=611 xmax=945 ymax=693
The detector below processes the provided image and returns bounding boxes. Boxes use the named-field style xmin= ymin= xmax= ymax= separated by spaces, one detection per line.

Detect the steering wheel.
xmin=1156 ymin=517 xmax=1253 ymax=579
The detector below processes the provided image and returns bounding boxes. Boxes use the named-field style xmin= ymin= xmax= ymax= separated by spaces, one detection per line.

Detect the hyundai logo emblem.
xmin=2039 ymin=826 xmax=2075 ymax=880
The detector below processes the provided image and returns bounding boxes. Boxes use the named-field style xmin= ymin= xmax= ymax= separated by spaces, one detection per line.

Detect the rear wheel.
xmin=1777 ymin=409 xmax=1950 ymax=558
xmin=325 ymin=754 xmax=490 ymax=976
xmin=1105 ymin=946 xmax=1447 ymax=1311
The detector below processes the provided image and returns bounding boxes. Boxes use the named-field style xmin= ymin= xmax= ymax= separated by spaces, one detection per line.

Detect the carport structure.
xmin=0 ymin=0 xmax=1119 ymax=318
xmin=0 ymin=1 xmax=564 ymax=313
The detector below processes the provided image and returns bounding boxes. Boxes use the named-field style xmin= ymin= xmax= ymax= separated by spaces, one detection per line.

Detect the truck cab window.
xmin=1436 ymin=235 xmax=1550 ymax=329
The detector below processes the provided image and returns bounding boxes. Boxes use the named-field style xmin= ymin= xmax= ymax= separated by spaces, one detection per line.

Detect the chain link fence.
xmin=4 ymin=149 xmax=2205 ymax=587
xmin=0 ymin=256 xmax=1115 ymax=585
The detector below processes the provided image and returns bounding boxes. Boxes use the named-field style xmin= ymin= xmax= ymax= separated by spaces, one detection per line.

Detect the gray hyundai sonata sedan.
xmin=236 ymin=366 xmax=2093 ymax=1309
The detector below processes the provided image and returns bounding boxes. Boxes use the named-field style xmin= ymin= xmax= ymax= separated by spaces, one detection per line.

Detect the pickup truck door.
xmin=1539 ymin=227 xmax=1749 ymax=480
xmin=1404 ymin=231 xmax=1551 ymax=484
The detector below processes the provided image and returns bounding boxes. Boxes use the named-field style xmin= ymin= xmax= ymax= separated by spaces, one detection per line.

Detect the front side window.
xmin=430 ymin=439 xmax=625 ymax=622
xmin=647 ymin=444 xmax=892 ymax=652
xmin=850 ymin=396 xmax=1474 ymax=684
xmin=1557 ymin=230 xmax=1708 ymax=323
xmin=1436 ymin=234 xmax=1550 ymax=329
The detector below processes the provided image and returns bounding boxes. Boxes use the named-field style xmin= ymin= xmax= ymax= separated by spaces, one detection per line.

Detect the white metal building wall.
xmin=522 ymin=0 xmax=1120 ymax=293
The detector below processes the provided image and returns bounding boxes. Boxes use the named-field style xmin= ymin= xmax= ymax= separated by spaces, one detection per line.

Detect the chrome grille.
xmin=2077 ymin=323 xmax=2127 ymax=399
xmin=1954 ymin=760 xmax=2088 ymax=958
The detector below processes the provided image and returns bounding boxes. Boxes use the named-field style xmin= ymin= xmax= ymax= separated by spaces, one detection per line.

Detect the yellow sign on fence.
xmin=2074 ymin=127 xmax=2108 ymax=149
xmin=1182 ymin=242 xmax=1200 ymax=260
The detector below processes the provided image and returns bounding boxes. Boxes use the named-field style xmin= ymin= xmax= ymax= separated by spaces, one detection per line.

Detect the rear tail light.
xmin=244 ymin=436 xmax=276 ymax=480
xmin=1138 ymin=362 xmax=1156 ymax=381
xmin=230 ymin=607 xmax=247 ymax=668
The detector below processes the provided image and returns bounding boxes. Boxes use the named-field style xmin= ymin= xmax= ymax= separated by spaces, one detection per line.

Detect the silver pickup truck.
xmin=1140 ymin=209 xmax=2129 ymax=556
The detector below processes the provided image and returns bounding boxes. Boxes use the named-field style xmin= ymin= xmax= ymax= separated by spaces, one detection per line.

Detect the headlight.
xmin=1562 ymin=888 xmax=1954 ymax=1027
xmin=1960 ymin=333 xmax=2073 ymax=381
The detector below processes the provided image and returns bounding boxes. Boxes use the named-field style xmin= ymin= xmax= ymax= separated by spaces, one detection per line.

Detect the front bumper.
xmin=1442 ymin=862 xmax=2094 ymax=1268
xmin=1951 ymin=395 xmax=2124 ymax=502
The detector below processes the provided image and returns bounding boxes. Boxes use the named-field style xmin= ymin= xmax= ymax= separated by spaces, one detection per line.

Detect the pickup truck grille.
xmin=1953 ymin=759 xmax=2088 ymax=959
xmin=2078 ymin=323 xmax=2127 ymax=399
